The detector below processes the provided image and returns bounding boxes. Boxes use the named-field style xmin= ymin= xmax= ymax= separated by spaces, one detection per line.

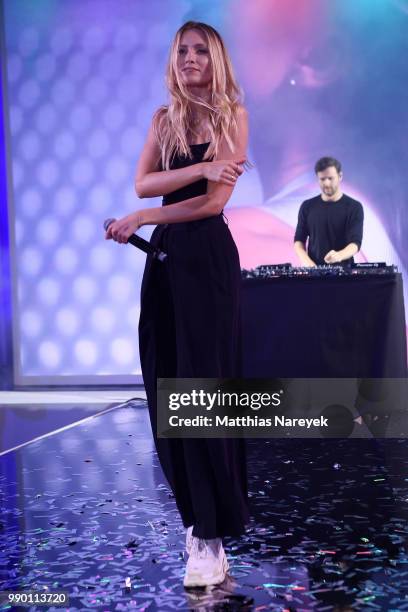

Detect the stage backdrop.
xmin=2 ymin=0 xmax=407 ymax=384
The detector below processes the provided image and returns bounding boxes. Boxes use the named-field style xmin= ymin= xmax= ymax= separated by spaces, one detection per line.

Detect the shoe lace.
xmin=190 ymin=537 xmax=211 ymax=559
xmin=190 ymin=537 xmax=223 ymax=560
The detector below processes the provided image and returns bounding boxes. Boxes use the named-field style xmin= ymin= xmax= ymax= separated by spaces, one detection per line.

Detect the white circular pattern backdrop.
xmin=3 ymin=0 xmax=250 ymax=382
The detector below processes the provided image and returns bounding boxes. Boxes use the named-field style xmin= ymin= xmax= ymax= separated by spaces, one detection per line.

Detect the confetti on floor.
xmin=1 ymin=401 xmax=408 ymax=610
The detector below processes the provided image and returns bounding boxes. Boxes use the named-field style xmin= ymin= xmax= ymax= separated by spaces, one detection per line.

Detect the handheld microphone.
xmin=103 ymin=218 xmax=167 ymax=262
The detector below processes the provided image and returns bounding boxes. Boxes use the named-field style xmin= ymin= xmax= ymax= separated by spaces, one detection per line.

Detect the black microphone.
xmin=103 ymin=218 xmax=167 ymax=262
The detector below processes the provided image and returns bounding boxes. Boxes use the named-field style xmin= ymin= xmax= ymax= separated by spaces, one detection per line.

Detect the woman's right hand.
xmin=201 ymin=158 xmax=246 ymax=186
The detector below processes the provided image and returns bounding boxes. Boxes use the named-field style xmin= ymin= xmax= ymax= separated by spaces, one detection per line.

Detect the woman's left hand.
xmin=105 ymin=212 xmax=142 ymax=243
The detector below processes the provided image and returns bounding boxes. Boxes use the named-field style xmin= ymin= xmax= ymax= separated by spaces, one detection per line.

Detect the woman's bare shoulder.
xmin=153 ymin=105 xmax=169 ymax=123
xmin=235 ymin=104 xmax=248 ymax=119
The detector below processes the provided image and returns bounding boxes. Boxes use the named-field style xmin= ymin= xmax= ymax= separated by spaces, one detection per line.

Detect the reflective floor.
xmin=1 ymin=397 xmax=408 ymax=610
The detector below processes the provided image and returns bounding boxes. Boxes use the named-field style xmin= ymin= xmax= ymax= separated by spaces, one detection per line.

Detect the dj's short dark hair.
xmin=314 ymin=156 xmax=342 ymax=174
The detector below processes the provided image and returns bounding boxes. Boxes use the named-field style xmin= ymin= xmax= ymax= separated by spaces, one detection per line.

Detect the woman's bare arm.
xmin=138 ymin=106 xmax=248 ymax=224
xmin=135 ymin=120 xmax=245 ymax=198
xmin=107 ymin=107 xmax=248 ymax=241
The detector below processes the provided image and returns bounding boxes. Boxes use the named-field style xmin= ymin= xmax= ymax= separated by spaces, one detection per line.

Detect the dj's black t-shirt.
xmin=294 ymin=194 xmax=364 ymax=265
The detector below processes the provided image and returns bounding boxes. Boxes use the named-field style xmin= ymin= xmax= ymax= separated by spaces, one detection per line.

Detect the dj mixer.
xmin=241 ymin=263 xmax=398 ymax=279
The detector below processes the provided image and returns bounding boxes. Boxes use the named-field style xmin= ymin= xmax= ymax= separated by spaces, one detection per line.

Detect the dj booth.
xmin=241 ymin=264 xmax=407 ymax=378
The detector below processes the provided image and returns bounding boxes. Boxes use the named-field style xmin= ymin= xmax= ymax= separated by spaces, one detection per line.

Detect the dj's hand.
xmin=324 ymin=250 xmax=342 ymax=264
xmin=105 ymin=212 xmax=142 ymax=244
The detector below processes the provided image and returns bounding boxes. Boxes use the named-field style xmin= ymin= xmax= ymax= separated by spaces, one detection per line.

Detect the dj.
xmin=294 ymin=157 xmax=364 ymax=266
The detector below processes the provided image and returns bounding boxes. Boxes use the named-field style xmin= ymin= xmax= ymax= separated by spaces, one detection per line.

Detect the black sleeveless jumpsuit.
xmin=138 ymin=143 xmax=249 ymax=539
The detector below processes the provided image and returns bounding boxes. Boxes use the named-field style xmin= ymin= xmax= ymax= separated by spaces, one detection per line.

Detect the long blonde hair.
xmin=153 ymin=21 xmax=242 ymax=170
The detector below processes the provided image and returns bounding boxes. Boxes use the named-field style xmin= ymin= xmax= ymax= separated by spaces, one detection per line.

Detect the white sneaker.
xmin=183 ymin=537 xmax=229 ymax=587
xmin=186 ymin=525 xmax=194 ymax=555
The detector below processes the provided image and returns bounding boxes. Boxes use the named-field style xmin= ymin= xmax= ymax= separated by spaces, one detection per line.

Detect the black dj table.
xmin=241 ymin=273 xmax=407 ymax=378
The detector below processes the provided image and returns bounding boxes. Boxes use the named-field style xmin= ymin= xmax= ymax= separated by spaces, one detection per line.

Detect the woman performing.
xmin=106 ymin=21 xmax=249 ymax=587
